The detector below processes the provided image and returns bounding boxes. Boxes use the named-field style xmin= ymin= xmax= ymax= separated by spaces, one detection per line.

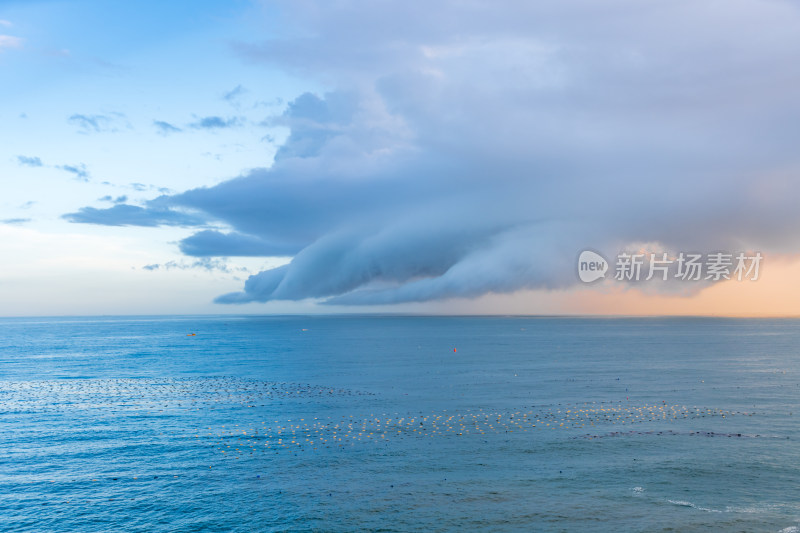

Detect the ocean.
xmin=0 ymin=315 xmax=798 ymax=532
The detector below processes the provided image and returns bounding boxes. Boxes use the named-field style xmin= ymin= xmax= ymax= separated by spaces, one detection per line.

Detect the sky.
xmin=2 ymin=0 xmax=800 ymax=317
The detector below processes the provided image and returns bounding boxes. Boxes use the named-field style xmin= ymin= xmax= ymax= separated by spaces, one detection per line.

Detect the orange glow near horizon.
xmin=567 ymin=253 xmax=800 ymax=317
xmin=438 ymin=253 xmax=800 ymax=317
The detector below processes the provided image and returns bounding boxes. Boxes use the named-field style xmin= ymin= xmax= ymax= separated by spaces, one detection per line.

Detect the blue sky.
xmin=1 ymin=0 xmax=308 ymax=314
xmin=3 ymin=0 xmax=800 ymax=316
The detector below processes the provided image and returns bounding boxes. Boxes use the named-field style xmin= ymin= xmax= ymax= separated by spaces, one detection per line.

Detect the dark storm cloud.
xmin=67 ymin=0 xmax=800 ymax=305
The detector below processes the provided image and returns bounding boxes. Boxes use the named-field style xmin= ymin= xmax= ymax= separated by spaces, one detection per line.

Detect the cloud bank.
xmin=66 ymin=0 xmax=800 ymax=306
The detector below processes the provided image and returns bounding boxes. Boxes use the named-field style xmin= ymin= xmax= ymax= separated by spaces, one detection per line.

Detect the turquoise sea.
xmin=1 ymin=315 xmax=798 ymax=532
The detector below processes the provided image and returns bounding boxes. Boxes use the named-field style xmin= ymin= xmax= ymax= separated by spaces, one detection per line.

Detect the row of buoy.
xmin=192 ymin=403 xmax=746 ymax=455
xmin=575 ymin=429 xmax=764 ymax=439
xmin=0 ymin=377 xmax=373 ymax=413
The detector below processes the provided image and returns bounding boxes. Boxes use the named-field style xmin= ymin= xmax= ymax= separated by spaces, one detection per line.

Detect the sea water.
xmin=0 ymin=315 xmax=798 ymax=532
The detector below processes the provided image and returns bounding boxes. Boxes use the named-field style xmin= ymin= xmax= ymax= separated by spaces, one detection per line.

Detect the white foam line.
xmin=667 ymin=499 xmax=722 ymax=513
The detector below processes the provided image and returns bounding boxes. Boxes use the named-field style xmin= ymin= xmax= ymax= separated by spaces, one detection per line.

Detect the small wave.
xmin=725 ymin=503 xmax=779 ymax=514
xmin=778 ymin=527 xmax=798 ymax=533
xmin=667 ymin=499 xmax=784 ymax=516
xmin=667 ymin=499 xmax=722 ymax=513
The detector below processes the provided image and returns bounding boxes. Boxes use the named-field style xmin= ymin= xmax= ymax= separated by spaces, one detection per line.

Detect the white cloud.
xmin=0 ymin=35 xmax=22 ymax=51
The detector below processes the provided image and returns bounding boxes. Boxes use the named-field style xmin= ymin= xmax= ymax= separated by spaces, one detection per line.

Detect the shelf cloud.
xmin=65 ymin=0 xmax=800 ymax=305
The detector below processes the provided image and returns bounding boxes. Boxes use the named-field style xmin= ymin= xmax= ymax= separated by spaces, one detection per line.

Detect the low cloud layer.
xmin=66 ymin=0 xmax=800 ymax=306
